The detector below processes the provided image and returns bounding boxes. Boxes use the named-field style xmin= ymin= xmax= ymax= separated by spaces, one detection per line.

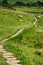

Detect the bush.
xmin=35 ymin=50 xmax=41 ymax=55
xmin=2 ymin=0 xmax=8 ymax=6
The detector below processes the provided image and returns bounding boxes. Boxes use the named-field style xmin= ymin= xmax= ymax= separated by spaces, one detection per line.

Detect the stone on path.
xmin=0 ymin=29 xmax=24 ymax=65
xmin=0 ymin=45 xmax=21 ymax=65
xmin=19 ymin=15 xmax=23 ymax=18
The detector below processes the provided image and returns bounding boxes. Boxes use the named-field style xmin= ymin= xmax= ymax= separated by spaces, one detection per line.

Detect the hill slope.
xmin=0 ymin=7 xmax=43 ymax=65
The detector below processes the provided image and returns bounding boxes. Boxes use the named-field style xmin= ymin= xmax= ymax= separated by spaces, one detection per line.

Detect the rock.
xmin=19 ymin=15 xmax=23 ymax=18
xmin=38 ymin=16 xmax=41 ymax=18
xmin=19 ymin=19 xmax=23 ymax=22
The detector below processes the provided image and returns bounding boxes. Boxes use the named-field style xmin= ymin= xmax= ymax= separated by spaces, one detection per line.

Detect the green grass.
xmin=0 ymin=7 xmax=43 ymax=65
xmin=3 ymin=27 xmax=43 ymax=65
xmin=37 ymin=16 xmax=43 ymax=26
xmin=0 ymin=7 xmax=43 ymax=41
xmin=0 ymin=7 xmax=34 ymax=40
xmin=16 ymin=7 xmax=43 ymax=13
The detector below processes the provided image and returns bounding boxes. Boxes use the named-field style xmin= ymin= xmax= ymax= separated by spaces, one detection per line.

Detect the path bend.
xmin=0 ymin=28 xmax=24 ymax=65
xmin=0 ymin=28 xmax=24 ymax=44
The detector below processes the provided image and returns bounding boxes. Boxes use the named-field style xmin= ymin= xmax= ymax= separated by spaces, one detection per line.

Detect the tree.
xmin=14 ymin=1 xmax=25 ymax=6
xmin=37 ymin=0 xmax=40 ymax=6
xmin=2 ymin=0 xmax=8 ymax=6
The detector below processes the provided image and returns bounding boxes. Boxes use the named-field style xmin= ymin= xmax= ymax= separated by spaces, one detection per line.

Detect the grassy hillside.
xmin=3 ymin=28 xmax=43 ymax=65
xmin=0 ymin=7 xmax=34 ymax=40
xmin=3 ymin=14 xmax=43 ymax=65
xmin=0 ymin=7 xmax=43 ymax=65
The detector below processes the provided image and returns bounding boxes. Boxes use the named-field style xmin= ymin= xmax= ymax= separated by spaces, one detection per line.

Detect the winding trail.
xmin=33 ymin=17 xmax=38 ymax=27
xmin=0 ymin=15 xmax=37 ymax=65
xmin=0 ymin=45 xmax=21 ymax=65
xmin=0 ymin=13 xmax=42 ymax=65
xmin=0 ymin=28 xmax=24 ymax=65
xmin=0 ymin=28 xmax=24 ymax=44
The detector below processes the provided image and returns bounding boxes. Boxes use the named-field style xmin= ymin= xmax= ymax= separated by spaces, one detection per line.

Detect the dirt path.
xmin=0 ymin=28 xmax=24 ymax=65
xmin=0 ymin=28 xmax=24 ymax=44
xmin=0 ymin=45 xmax=21 ymax=65
xmin=33 ymin=17 xmax=38 ymax=27
xmin=37 ymin=49 xmax=43 ymax=52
